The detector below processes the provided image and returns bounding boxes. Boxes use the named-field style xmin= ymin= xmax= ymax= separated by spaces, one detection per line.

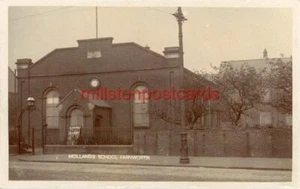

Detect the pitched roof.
xmin=28 ymin=38 xmax=178 ymax=76
xmin=222 ymin=57 xmax=292 ymax=70
xmin=57 ymin=88 xmax=111 ymax=108
xmin=78 ymin=89 xmax=111 ymax=108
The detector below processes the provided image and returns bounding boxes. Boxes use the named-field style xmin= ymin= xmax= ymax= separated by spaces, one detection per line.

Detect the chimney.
xmin=163 ymin=47 xmax=179 ymax=59
xmin=263 ymin=48 xmax=268 ymax=59
xmin=15 ymin=58 xmax=32 ymax=77
xmin=15 ymin=58 xmax=32 ymax=70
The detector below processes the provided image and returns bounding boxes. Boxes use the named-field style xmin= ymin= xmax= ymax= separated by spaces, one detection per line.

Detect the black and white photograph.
xmin=2 ymin=1 xmax=300 ymax=188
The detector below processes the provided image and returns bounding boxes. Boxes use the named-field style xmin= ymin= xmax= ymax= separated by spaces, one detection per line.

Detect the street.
xmin=9 ymin=159 xmax=291 ymax=181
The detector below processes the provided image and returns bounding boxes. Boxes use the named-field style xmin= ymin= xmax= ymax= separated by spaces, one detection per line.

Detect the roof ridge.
xmin=113 ymin=42 xmax=165 ymax=59
xmin=222 ymin=57 xmax=291 ymax=63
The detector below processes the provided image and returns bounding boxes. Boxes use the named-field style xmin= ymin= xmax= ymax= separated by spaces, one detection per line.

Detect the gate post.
xmin=18 ymin=124 xmax=21 ymax=154
xmin=42 ymin=123 xmax=46 ymax=154
xmin=180 ymin=132 xmax=190 ymax=164
xmin=42 ymin=123 xmax=44 ymax=154
xmin=31 ymin=128 xmax=35 ymax=155
xmin=44 ymin=123 xmax=48 ymax=154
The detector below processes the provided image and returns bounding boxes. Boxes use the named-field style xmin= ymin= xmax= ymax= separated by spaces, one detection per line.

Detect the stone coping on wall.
xmin=44 ymin=145 xmax=133 ymax=154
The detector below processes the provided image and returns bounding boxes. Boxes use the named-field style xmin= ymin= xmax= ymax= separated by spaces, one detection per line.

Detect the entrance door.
xmin=93 ymin=107 xmax=111 ymax=144
xmin=67 ymin=109 xmax=84 ymax=145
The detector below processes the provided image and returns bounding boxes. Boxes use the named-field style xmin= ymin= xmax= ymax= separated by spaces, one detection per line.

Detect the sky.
xmin=8 ymin=7 xmax=292 ymax=73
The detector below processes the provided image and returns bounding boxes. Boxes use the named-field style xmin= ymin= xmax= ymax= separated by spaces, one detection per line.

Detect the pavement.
xmin=14 ymin=153 xmax=292 ymax=171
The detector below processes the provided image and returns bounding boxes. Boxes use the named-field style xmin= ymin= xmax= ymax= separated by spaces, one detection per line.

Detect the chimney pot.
xmin=263 ymin=48 xmax=268 ymax=59
xmin=15 ymin=58 xmax=32 ymax=69
xmin=163 ymin=46 xmax=179 ymax=59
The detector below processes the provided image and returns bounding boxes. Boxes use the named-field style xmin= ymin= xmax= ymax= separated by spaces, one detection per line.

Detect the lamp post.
xmin=27 ymin=96 xmax=35 ymax=108
xmin=26 ymin=96 xmax=48 ymax=154
xmin=17 ymin=96 xmax=35 ymax=154
xmin=173 ymin=7 xmax=189 ymax=164
xmin=27 ymin=96 xmax=35 ymax=154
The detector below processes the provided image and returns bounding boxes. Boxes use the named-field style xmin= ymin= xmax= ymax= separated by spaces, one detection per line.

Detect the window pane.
xmin=47 ymin=91 xmax=59 ymax=98
xmin=46 ymin=98 xmax=52 ymax=104
xmin=46 ymin=98 xmax=53 ymax=104
xmin=133 ymin=113 xmax=149 ymax=126
xmin=70 ymin=109 xmax=84 ymax=127
xmin=94 ymin=51 xmax=101 ymax=58
xmin=286 ymin=114 xmax=292 ymax=126
xmin=53 ymin=97 xmax=59 ymax=104
xmin=87 ymin=52 xmax=93 ymax=59
xmin=46 ymin=91 xmax=59 ymax=104
xmin=133 ymin=103 xmax=148 ymax=113
xmin=134 ymin=92 xmax=149 ymax=103
xmin=46 ymin=117 xmax=53 ymax=126
xmin=133 ymin=86 xmax=149 ymax=103
xmin=47 ymin=97 xmax=59 ymax=104
xmin=260 ymin=112 xmax=272 ymax=125
xmin=46 ymin=107 xmax=59 ymax=117
xmin=46 ymin=90 xmax=60 ymax=128
xmin=46 ymin=117 xmax=59 ymax=128
xmin=133 ymin=85 xmax=149 ymax=127
xmin=135 ymin=86 xmax=146 ymax=91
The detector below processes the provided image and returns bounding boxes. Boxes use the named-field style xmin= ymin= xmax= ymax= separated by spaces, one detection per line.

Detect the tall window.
xmin=46 ymin=91 xmax=60 ymax=128
xmin=70 ymin=109 xmax=84 ymax=128
xmin=133 ymin=85 xmax=149 ymax=127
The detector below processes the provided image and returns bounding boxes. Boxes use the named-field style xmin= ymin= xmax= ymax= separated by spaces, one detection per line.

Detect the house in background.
xmin=222 ymin=49 xmax=292 ymax=128
xmin=8 ymin=67 xmax=17 ymax=144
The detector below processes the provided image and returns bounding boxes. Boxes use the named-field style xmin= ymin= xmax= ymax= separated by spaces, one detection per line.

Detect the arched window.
xmin=70 ymin=109 xmax=84 ymax=128
xmin=133 ymin=85 xmax=149 ymax=127
xmin=46 ymin=91 xmax=59 ymax=128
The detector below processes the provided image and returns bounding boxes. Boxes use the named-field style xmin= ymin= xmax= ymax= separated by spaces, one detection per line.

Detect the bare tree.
xmin=265 ymin=59 xmax=292 ymax=114
xmin=150 ymin=70 xmax=216 ymax=129
xmin=210 ymin=62 xmax=264 ymax=127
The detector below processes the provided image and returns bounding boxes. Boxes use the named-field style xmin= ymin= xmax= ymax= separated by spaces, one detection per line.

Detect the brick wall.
xmin=133 ymin=129 xmax=292 ymax=158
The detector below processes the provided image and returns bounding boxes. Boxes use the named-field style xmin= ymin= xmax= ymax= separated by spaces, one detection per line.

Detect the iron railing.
xmin=44 ymin=127 xmax=132 ymax=145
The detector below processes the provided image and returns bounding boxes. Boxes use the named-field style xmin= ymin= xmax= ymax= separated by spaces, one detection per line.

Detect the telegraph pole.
xmin=96 ymin=7 xmax=98 ymax=38
xmin=173 ymin=7 xmax=187 ymax=131
xmin=27 ymin=61 xmax=31 ymax=144
xmin=173 ymin=7 xmax=189 ymax=164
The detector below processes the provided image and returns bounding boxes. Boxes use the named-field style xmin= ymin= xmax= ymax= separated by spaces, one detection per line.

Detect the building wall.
xmin=9 ymin=68 xmax=16 ymax=93
xmin=8 ymin=68 xmax=17 ymax=145
xmin=16 ymin=38 xmax=186 ymax=147
xmin=18 ymin=68 xmax=186 ymax=145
